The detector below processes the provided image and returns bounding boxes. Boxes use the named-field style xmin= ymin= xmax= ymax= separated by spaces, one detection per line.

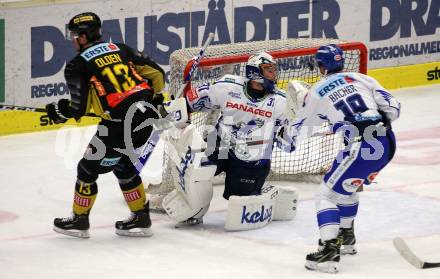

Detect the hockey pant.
xmin=74 ymin=105 xmax=157 ymax=215
xmin=207 ymin=150 xmax=271 ymax=200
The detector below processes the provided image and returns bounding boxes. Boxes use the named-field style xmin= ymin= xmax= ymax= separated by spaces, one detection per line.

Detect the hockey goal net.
xmin=148 ymin=38 xmax=367 ymax=204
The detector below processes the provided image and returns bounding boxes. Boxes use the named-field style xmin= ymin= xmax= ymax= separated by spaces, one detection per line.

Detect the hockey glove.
xmin=378 ymin=110 xmax=392 ymax=130
xmin=46 ymin=98 xmax=72 ymax=124
xmin=151 ymin=93 xmax=164 ymax=109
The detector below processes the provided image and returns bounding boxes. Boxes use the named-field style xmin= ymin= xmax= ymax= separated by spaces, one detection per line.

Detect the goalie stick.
xmin=176 ymin=32 xmax=215 ymax=99
xmin=184 ymin=139 xmax=270 ymax=155
xmin=393 ymin=237 xmax=440 ymax=269
xmin=184 ymin=32 xmax=215 ymax=83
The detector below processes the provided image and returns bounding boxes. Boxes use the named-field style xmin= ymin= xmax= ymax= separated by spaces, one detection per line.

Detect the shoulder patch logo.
xmin=81 ymin=43 xmax=120 ymax=61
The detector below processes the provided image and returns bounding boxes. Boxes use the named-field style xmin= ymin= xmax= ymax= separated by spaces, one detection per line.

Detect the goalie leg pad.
xmin=224 ymin=184 xmax=298 ymax=231
xmin=162 ymin=164 xmax=216 ymax=223
xmin=162 ymin=179 xmax=214 ymax=222
xmin=166 ymin=124 xmax=206 ymax=164
xmin=162 ymin=124 xmax=217 ymax=223
xmin=225 ymin=194 xmax=275 ymax=231
xmin=269 ymin=186 xmax=299 ymax=221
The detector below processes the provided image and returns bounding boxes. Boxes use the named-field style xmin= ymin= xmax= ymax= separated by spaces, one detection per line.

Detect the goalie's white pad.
xmin=162 ymin=164 xmax=216 ymax=222
xmin=224 ymin=184 xmax=298 ymax=231
xmin=165 ymin=124 xmax=206 ymax=164
xmin=163 ymin=97 xmax=188 ymax=129
xmin=162 ymin=124 xmax=217 ymax=222
xmin=285 ymin=80 xmax=310 ymax=119
xmin=270 ymin=186 xmax=299 ymax=220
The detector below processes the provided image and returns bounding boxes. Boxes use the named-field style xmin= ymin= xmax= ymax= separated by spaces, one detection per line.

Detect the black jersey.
xmin=64 ymin=42 xmax=165 ymax=120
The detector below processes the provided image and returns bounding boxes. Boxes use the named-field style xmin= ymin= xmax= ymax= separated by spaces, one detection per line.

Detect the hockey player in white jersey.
xmin=288 ymin=44 xmax=400 ymax=273
xmin=162 ymin=52 xmax=298 ymax=230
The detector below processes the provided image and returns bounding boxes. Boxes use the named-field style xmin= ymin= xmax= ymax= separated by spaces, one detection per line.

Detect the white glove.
xmin=286 ymin=80 xmax=310 ymax=119
xmin=163 ymin=97 xmax=189 ymax=129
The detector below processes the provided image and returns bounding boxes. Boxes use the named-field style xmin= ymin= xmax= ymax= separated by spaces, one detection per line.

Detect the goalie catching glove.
xmin=285 ymin=80 xmax=310 ymax=120
xmin=275 ymin=80 xmax=311 ymax=152
xmin=46 ymin=98 xmax=72 ymax=124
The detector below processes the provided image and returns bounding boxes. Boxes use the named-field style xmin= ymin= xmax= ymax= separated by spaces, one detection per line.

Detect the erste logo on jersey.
xmin=226 ymin=101 xmax=272 ymax=118
xmin=81 ymin=43 xmax=120 ymax=61
xmin=317 ymin=75 xmax=354 ymax=97
xmin=344 ymin=75 xmax=355 ymax=83
xmin=317 ymin=78 xmax=345 ymax=97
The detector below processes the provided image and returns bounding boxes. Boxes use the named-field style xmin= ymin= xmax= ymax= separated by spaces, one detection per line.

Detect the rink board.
xmin=1 ymin=61 xmax=438 ymax=136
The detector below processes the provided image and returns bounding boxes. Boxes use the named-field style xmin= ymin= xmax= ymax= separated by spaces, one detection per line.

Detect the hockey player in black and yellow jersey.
xmin=46 ymin=12 xmax=165 ymax=238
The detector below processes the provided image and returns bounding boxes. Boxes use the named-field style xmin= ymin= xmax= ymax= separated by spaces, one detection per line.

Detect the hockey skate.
xmin=115 ymin=203 xmax=152 ymax=237
xmin=318 ymin=226 xmax=357 ymax=255
xmin=337 ymin=226 xmax=357 ymax=255
xmin=305 ymin=238 xmax=341 ymax=273
xmin=53 ymin=214 xmax=90 ymax=238
xmin=175 ymin=217 xmax=203 ymax=228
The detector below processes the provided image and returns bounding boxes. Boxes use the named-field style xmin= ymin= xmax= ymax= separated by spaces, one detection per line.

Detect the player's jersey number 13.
xmin=101 ymin=63 xmax=136 ymax=93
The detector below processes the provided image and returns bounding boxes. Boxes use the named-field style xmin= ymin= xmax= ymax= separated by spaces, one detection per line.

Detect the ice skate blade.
xmin=318 ymin=245 xmax=357 ymax=255
xmin=149 ymin=208 xmax=167 ymax=214
xmin=53 ymin=226 xmax=90 ymax=239
xmin=115 ymin=227 xmax=153 ymax=237
xmin=305 ymin=260 xmax=339 ymax=274
xmin=341 ymin=245 xmax=357 ymax=255
xmin=175 ymin=219 xmax=203 ymax=229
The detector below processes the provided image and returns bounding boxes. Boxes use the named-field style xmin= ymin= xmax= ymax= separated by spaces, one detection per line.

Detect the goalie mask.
xmin=245 ymin=52 xmax=277 ymax=93
xmin=315 ymin=44 xmax=344 ymax=74
xmin=67 ymin=12 xmax=102 ymax=42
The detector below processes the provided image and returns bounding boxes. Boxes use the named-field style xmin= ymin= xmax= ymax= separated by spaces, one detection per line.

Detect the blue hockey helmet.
xmin=245 ymin=52 xmax=277 ymax=93
xmin=315 ymin=44 xmax=344 ymax=74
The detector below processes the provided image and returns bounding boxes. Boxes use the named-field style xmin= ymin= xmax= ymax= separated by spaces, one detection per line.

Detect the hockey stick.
xmin=393 ymin=237 xmax=440 ymax=269
xmin=190 ymin=139 xmax=270 ymax=154
xmin=184 ymin=32 xmax=215 ymax=83
xmin=0 ymin=104 xmax=98 ymax=117
xmin=176 ymin=32 xmax=215 ymax=99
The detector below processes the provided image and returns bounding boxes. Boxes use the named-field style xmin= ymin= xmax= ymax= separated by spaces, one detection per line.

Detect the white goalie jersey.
xmin=289 ymin=72 xmax=401 ymax=139
xmin=186 ymin=74 xmax=289 ymax=161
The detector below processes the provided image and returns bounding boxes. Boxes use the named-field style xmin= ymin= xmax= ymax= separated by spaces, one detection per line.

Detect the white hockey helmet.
xmin=245 ymin=52 xmax=277 ymax=93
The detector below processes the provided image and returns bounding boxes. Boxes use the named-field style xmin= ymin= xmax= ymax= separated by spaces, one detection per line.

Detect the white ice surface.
xmin=1 ymin=84 xmax=439 ymax=279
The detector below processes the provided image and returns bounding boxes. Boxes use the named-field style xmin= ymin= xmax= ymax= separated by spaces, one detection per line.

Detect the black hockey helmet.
xmin=67 ymin=12 xmax=102 ymax=41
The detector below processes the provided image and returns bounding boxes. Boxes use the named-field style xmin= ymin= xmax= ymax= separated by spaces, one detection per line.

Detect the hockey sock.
xmin=73 ymin=179 xmax=98 ymax=215
xmin=337 ymin=193 xmax=359 ymax=229
xmin=317 ymin=199 xmax=340 ymax=241
xmin=119 ymin=176 xmax=146 ymax=212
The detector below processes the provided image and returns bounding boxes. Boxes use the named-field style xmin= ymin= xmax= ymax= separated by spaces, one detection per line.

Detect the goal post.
xmin=148 ymin=38 xmax=367 ymax=207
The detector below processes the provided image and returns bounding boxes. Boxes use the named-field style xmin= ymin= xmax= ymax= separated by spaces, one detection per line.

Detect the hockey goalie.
xmin=160 ymin=53 xmax=309 ymax=231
